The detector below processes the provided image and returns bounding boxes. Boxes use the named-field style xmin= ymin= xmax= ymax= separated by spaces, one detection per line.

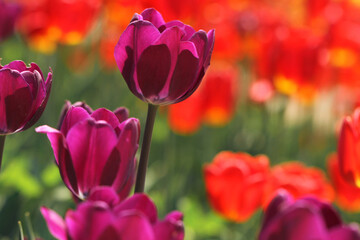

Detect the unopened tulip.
xmin=36 ymin=103 xmax=140 ymax=201
xmin=0 ymin=60 xmax=52 ymax=135
xmin=114 ymin=8 xmax=215 ymax=105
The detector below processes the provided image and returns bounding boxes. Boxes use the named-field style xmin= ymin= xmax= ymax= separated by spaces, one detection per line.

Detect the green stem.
xmin=0 ymin=135 xmax=6 ymax=171
xmin=134 ymin=104 xmax=158 ymax=193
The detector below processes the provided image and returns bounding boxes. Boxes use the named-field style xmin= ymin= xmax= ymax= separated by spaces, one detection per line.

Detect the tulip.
xmin=259 ymin=190 xmax=360 ymax=240
xmin=338 ymin=107 xmax=360 ymax=187
xmin=36 ymin=102 xmax=140 ymax=201
xmin=41 ymin=187 xmax=184 ymax=240
xmin=114 ymin=8 xmax=215 ymax=105
xmin=0 ymin=60 xmax=52 ymax=169
xmin=263 ymin=162 xmax=334 ymax=207
xmin=0 ymin=0 xmax=20 ymax=41
xmin=204 ymin=151 xmax=269 ymax=222
xmin=327 ymin=153 xmax=360 ymax=212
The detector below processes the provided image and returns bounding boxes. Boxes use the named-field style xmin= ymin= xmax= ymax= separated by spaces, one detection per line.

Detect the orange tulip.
xmin=327 ymin=153 xmax=360 ymax=212
xmin=263 ymin=162 xmax=334 ymax=207
xmin=204 ymin=151 xmax=269 ymax=222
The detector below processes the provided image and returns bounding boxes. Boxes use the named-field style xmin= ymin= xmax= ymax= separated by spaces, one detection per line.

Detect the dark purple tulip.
xmin=0 ymin=60 xmax=52 ymax=134
xmin=36 ymin=102 xmax=140 ymax=201
xmin=259 ymin=190 xmax=360 ymax=240
xmin=41 ymin=187 xmax=184 ymax=240
xmin=0 ymin=0 xmax=20 ymax=41
xmin=114 ymin=8 xmax=215 ymax=105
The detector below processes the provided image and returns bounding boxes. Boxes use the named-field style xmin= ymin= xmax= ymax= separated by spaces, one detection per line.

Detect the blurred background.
xmin=1 ymin=0 xmax=360 ymax=239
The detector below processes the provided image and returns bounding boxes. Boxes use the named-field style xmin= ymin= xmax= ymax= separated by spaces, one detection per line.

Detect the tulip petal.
xmin=0 ymin=69 xmax=32 ymax=133
xmin=91 ymin=108 xmax=121 ymax=129
xmin=60 ymin=106 xmax=91 ymax=136
xmin=66 ymin=202 xmax=115 ymax=240
xmin=115 ymin=213 xmax=155 ymax=240
xmin=41 ymin=207 xmax=67 ymax=240
xmin=100 ymin=148 xmax=121 ymax=187
xmin=36 ymin=125 xmax=79 ymax=195
xmin=140 ymin=8 xmax=165 ymax=29
xmin=329 ymin=225 xmax=360 ymax=240
xmin=154 ymin=211 xmax=184 ymax=240
xmin=115 ymin=194 xmax=157 ymax=223
xmin=168 ymin=44 xmax=199 ymax=103
xmin=114 ymin=20 xmax=160 ymax=99
xmin=3 ymin=60 xmax=27 ymax=72
xmin=114 ymin=107 xmax=129 ymax=123
xmin=66 ymin=119 xmax=118 ymax=196
xmin=136 ymin=44 xmax=171 ymax=103
xmin=22 ymin=70 xmax=52 ymax=130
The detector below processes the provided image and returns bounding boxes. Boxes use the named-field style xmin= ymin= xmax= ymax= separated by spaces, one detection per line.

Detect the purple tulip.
xmin=0 ymin=60 xmax=52 ymax=134
xmin=36 ymin=102 xmax=140 ymax=201
xmin=114 ymin=8 xmax=215 ymax=105
xmin=0 ymin=0 xmax=20 ymax=41
xmin=41 ymin=187 xmax=184 ymax=240
xmin=259 ymin=190 xmax=360 ymax=240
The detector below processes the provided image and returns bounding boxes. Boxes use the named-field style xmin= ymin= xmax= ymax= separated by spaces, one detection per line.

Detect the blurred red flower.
xmin=263 ymin=162 xmax=335 ymax=207
xmin=168 ymin=62 xmax=238 ymax=135
xmin=204 ymin=151 xmax=269 ymax=222
xmin=327 ymin=153 xmax=360 ymax=212
xmin=16 ymin=0 xmax=101 ymax=53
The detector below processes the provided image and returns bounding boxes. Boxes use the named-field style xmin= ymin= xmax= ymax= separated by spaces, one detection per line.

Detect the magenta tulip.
xmin=0 ymin=0 xmax=20 ymax=41
xmin=41 ymin=187 xmax=184 ymax=240
xmin=114 ymin=8 xmax=215 ymax=105
xmin=259 ymin=190 xmax=360 ymax=240
xmin=36 ymin=103 xmax=140 ymax=201
xmin=0 ymin=60 xmax=52 ymax=134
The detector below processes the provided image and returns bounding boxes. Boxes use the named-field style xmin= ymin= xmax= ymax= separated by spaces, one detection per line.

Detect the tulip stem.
xmin=0 ymin=135 xmax=5 ymax=171
xmin=135 ymin=104 xmax=158 ymax=193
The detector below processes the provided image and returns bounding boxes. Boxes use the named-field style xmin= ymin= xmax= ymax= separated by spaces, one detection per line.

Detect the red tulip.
xmin=204 ymin=151 xmax=269 ymax=222
xmin=263 ymin=162 xmax=334 ymax=207
xmin=36 ymin=102 xmax=140 ymax=201
xmin=327 ymin=153 xmax=360 ymax=212
xmin=338 ymin=107 xmax=360 ymax=187
xmin=0 ymin=60 xmax=52 ymax=134
xmin=114 ymin=8 xmax=215 ymax=105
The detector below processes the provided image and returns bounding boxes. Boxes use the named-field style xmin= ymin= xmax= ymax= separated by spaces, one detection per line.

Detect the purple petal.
xmin=114 ymin=107 xmax=129 ymax=123
xmin=97 ymin=226 xmax=120 ymax=240
xmin=99 ymin=148 xmax=121 ymax=187
xmin=162 ymin=21 xmax=195 ymax=40
xmin=21 ymin=70 xmax=52 ymax=131
xmin=137 ymin=26 xmax=184 ymax=103
xmin=167 ymin=43 xmax=199 ymax=103
xmin=66 ymin=119 xmax=118 ymax=196
xmin=66 ymin=201 xmax=115 ymax=240
xmin=91 ymin=108 xmax=120 ymax=129
xmin=0 ymin=69 xmax=32 ymax=134
xmin=112 ymin=118 xmax=139 ymax=193
xmin=115 ymin=194 xmax=158 ymax=224
xmin=140 ymin=8 xmax=166 ymax=29
xmin=114 ymin=20 xmax=160 ymax=100
xmin=40 ymin=207 xmax=67 ymax=240
xmin=329 ymin=225 xmax=360 ymax=240
xmin=60 ymin=106 xmax=91 ymax=136
xmin=154 ymin=211 xmax=184 ymax=240
xmin=115 ymin=213 xmax=155 ymax=240
xmin=88 ymin=186 xmax=120 ymax=207
xmin=3 ymin=60 xmax=27 ymax=72
xmin=36 ymin=125 xmax=79 ymax=195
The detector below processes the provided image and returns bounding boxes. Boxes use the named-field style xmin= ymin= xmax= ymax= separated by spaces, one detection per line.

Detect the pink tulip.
xmin=36 ymin=102 xmax=140 ymax=201
xmin=0 ymin=60 xmax=52 ymax=134
xmin=114 ymin=8 xmax=215 ymax=105
xmin=41 ymin=187 xmax=184 ymax=240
